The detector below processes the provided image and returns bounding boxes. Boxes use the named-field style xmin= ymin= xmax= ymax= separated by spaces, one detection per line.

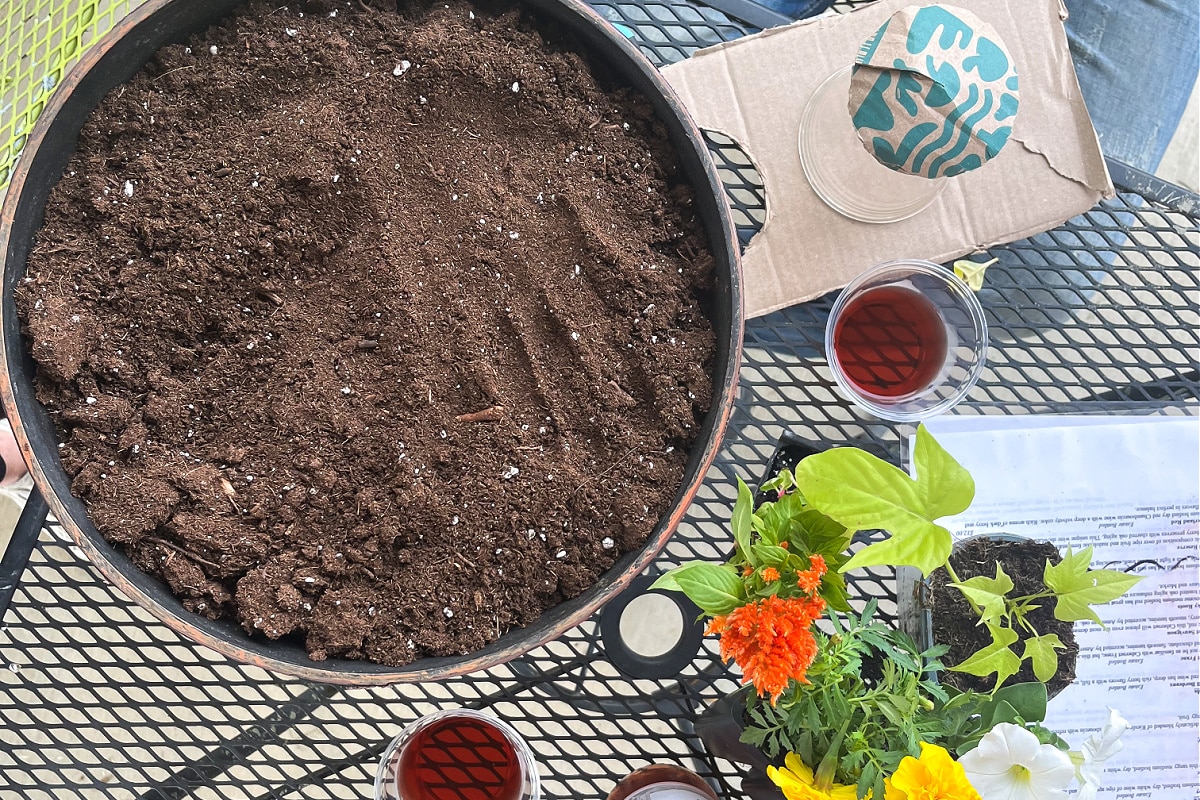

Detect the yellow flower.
xmin=768 ymin=753 xmax=861 ymax=800
xmin=884 ymin=743 xmax=981 ymax=800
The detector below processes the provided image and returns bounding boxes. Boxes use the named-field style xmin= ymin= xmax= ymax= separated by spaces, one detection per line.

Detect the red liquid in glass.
xmin=832 ymin=284 xmax=948 ymax=399
xmin=396 ymin=716 xmax=523 ymax=800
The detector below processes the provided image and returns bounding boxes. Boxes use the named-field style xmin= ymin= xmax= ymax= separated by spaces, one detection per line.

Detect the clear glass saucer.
xmin=798 ymin=66 xmax=947 ymax=224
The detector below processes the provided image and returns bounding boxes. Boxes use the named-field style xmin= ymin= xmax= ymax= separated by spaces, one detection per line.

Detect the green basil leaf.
xmin=751 ymin=544 xmax=790 ymax=568
xmin=819 ymin=570 xmax=853 ymax=613
xmin=673 ymin=563 xmax=746 ymax=616
xmin=731 ymin=477 xmax=754 ymax=559
xmin=648 ymin=570 xmax=683 ymax=593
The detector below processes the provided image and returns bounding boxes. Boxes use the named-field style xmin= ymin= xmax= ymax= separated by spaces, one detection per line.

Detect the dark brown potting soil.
xmin=930 ymin=538 xmax=1078 ymax=697
xmin=16 ymin=0 xmax=717 ymax=664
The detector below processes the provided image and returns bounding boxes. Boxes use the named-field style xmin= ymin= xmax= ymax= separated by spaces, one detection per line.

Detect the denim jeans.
xmin=754 ymin=0 xmax=1199 ymax=174
xmin=1064 ymin=0 xmax=1199 ymax=174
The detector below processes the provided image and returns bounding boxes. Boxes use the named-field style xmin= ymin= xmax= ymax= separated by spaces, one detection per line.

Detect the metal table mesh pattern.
xmin=1 ymin=2 xmax=1198 ymax=799
xmin=0 ymin=0 xmax=141 ymax=190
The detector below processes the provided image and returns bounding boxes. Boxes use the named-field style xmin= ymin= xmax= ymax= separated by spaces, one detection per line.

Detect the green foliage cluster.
xmin=744 ymin=604 xmax=1060 ymax=799
xmin=741 ymin=603 xmax=947 ymax=798
xmin=948 ymin=546 xmax=1143 ymax=688
xmin=754 ymin=425 xmax=1144 ymax=691
xmin=651 ymin=476 xmax=851 ymax=616
xmin=655 ymin=424 xmax=1146 ymax=797
xmin=651 ymin=423 xmax=978 ymax=615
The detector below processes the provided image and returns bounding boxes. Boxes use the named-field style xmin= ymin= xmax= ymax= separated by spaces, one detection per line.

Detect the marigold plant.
xmin=884 ymin=743 xmax=980 ymax=800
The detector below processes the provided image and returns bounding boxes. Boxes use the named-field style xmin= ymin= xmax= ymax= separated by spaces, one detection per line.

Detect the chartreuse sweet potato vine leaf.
xmin=1023 ymin=633 xmax=1066 ymax=683
xmin=949 ymin=563 xmax=1014 ymax=626
xmin=650 ymin=562 xmax=744 ymax=616
xmin=794 ymin=424 xmax=974 ymax=577
xmin=910 ymin=424 xmax=976 ymax=520
xmin=950 ymin=623 xmax=1021 ymax=688
xmin=1043 ymin=546 xmax=1144 ymax=627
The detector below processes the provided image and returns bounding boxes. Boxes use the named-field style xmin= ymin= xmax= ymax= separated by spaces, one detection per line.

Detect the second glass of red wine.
xmin=825 ymin=259 xmax=988 ymax=421
xmin=374 ymin=709 xmax=541 ymax=800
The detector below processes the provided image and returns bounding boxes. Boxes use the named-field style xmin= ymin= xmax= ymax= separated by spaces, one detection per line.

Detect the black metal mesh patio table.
xmin=0 ymin=2 xmax=1197 ymax=799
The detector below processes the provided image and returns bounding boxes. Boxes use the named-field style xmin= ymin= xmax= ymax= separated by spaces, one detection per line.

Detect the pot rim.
xmin=0 ymin=0 xmax=744 ymax=683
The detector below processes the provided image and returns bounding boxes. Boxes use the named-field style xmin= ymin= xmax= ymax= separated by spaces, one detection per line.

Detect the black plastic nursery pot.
xmin=694 ymin=688 xmax=785 ymax=800
xmin=0 ymin=0 xmax=743 ymax=683
xmin=694 ymin=686 xmax=773 ymax=770
xmin=896 ymin=535 xmax=1035 ymax=657
xmin=902 ymin=534 xmax=1080 ymax=698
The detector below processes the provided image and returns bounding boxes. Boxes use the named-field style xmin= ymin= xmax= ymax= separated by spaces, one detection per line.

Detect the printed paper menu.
xmin=913 ymin=416 xmax=1200 ymax=799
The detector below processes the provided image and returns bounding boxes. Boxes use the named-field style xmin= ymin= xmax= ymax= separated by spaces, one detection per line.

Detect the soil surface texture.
xmin=17 ymin=0 xmax=717 ymax=665
xmin=930 ymin=537 xmax=1078 ymax=698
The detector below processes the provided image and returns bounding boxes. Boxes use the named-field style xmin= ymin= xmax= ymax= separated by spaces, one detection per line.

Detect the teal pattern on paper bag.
xmin=848 ymin=4 xmax=1019 ymax=179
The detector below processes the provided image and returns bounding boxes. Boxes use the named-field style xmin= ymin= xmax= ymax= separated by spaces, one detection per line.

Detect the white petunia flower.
xmin=960 ymin=723 xmax=1076 ymax=800
xmin=1072 ymin=708 xmax=1129 ymax=800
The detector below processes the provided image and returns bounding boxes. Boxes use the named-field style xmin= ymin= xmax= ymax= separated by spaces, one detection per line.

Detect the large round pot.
xmin=0 ymin=0 xmax=743 ymax=683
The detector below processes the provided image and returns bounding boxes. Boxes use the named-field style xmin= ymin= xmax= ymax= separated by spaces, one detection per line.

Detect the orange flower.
xmin=706 ymin=594 xmax=826 ymax=702
xmin=796 ymin=554 xmax=828 ymax=596
xmin=779 ymin=541 xmax=789 ymax=549
xmin=762 ymin=567 xmax=781 ymax=582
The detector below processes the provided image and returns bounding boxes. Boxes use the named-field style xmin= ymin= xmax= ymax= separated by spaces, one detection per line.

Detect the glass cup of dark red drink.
xmin=825 ymin=259 xmax=988 ymax=421
xmin=374 ymin=709 xmax=541 ymax=800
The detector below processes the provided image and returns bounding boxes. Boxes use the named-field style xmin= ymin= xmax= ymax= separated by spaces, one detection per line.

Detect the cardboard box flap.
xmin=662 ymin=0 xmax=1113 ymax=319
